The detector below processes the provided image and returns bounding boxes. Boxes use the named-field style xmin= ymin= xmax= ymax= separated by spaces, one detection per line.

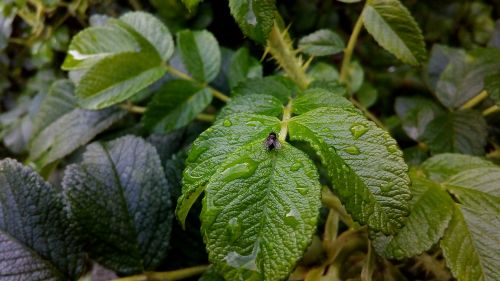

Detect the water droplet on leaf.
xmin=387 ymin=144 xmax=398 ymax=154
xmin=381 ymin=182 xmax=394 ymax=192
xmin=221 ymin=158 xmax=257 ymax=182
xmin=227 ymin=217 xmax=242 ymax=242
xmin=296 ymin=186 xmax=308 ymax=195
xmin=290 ymin=162 xmax=302 ymax=171
xmin=223 ymin=119 xmax=232 ymax=127
xmin=344 ymin=146 xmax=360 ymax=155
xmin=225 ymin=242 xmax=260 ymax=272
xmin=350 ymin=124 xmax=368 ymax=139
xmin=284 ymin=208 xmax=300 ymax=227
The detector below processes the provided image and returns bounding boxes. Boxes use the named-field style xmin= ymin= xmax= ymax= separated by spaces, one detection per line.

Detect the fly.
xmin=264 ymin=132 xmax=281 ymax=151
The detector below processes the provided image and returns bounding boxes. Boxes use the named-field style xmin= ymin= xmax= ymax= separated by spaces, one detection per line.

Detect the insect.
xmin=264 ymin=132 xmax=281 ymax=151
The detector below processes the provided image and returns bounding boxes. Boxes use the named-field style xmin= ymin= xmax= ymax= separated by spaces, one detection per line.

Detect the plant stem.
xmin=460 ymin=90 xmax=488 ymax=110
xmin=165 ymin=65 xmax=231 ymax=103
xmin=483 ymin=104 xmax=500 ymax=116
xmin=350 ymin=98 xmax=387 ymax=130
xmin=267 ymin=23 xmax=309 ymax=90
xmin=279 ymin=100 xmax=293 ymax=141
xmin=112 ymin=265 xmax=210 ymax=281
xmin=196 ymin=113 xmax=216 ymax=122
xmin=121 ymin=103 xmax=146 ymax=114
xmin=321 ymin=188 xmax=355 ymax=228
xmin=340 ymin=12 xmax=364 ymax=83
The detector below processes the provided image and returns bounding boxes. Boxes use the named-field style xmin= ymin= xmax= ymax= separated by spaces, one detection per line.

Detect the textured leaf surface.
xmin=76 ymin=52 xmax=165 ymax=109
xmin=228 ymin=0 xmax=277 ymax=43
xmin=228 ymin=47 xmax=263 ymax=89
xmin=231 ymin=76 xmax=296 ymax=102
xmin=373 ymin=175 xmax=454 ymax=259
xmin=202 ymin=142 xmax=321 ymax=281
xmin=298 ymin=29 xmax=345 ymax=56
xmin=426 ymin=45 xmax=465 ymax=92
xmin=362 ymin=0 xmax=426 ymax=65
xmin=63 ymin=136 xmax=173 ymax=275
xmin=176 ymin=114 xmax=280 ymax=226
xmin=143 ymin=80 xmax=213 ymax=133
xmin=421 ymin=153 xmax=496 ymax=182
xmin=288 ymin=107 xmax=411 ymax=234
xmin=177 ymin=30 xmax=221 ymax=83
xmin=292 ymin=88 xmax=352 ymax=115
xmin=0 ymin=159 xmax=85 ymax=281
xmin=485 ymin=73 xmax=500 ymax=104
xmin=218 ymin=94 xmax=284 ymax=120
xmin=394 ymin=96 xmax=444 ymax=141
xmin=422 ymin=110 xmax=487 ymax=155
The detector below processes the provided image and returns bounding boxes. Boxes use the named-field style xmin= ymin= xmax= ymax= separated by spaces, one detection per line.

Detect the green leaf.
xmin=228 ymin=47 xmax=263 ymax=89
xmin=441 ymin=198 xmax=500 ymax=281
xmin=76 ymin=52 xmax=165 ymax=109
xmin=420 ymin=153 xmax=496 ymax=182
xmin=372 ymin=175 xmax=454 ymax=259
xmin=176 ymin=114 xmax=281 ymax=227
xmin=232 ymin=76 xmax=296 ymax=102
xmin=199 ymin=268 xmax=225 ymax=281
xmin=62 ymin=25 xmax=139 ymax=70
xmin=218 ymin=94 xmax=284 ymax=120
xmin=422 ymin=110 xmax=487 ymax=155
xmin=426 ymin=44 xmax=465 ymax=91
xmin=142 ymin=80 xmax=213 ymax=133
xmin=177 ymin=30 xmax=221 ymax=83
xmin=288 ymin=107 xmax=411 ymax=234
xmin=346 ymin=60 xmax=364 ymax=93
xmin=394 ymin=96 xmax=444 ymax=141
xmin=298 ymin=29 xmax=345 ymax=56
xmin=307 ymin=62 xmax=340 ymax=82
xmin=228 ymin=0 xmax=277 ymax=43
xmin=182 ymin=0 xmax=203 ymax=12
xmin=119 ymin=11 xmax=175 ymax=62
xmin=29 ymin=106 xmax=125 ymax=169
xmin=63 ymin=135 xmax=173 ymax=275
xmin=362 ymin=0 xmax=426 ymax=65
xmin=0 ymin=159 xmax=86 ymax=280
xmin=202 ymin=141 xmax=321 ymax=281
xmin=292 ymin=88 xmax=352 ymax=115
xmin=485 ymin=73 xmax=500 ymax=104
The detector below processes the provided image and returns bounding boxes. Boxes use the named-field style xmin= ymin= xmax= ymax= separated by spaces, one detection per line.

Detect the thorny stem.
xmin=279 ymin=100 xmax=293 ymax=142
xmin=267 ymin=23 xmax=309 ymax=90
xmin=111 ymin=265 xmax=210 ymax=281
xmin=460 ymin=90 xmax=488 ymax=110
xmin=165 ymin=65 xmax=231 ymax=103
xmin=340 ymin=12 xmax=364 ymax=84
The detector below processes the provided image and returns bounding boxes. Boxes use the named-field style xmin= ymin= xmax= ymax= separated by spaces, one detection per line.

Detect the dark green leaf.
xmin=356 ymin=82 xmax=378 ymax=108
xmin=298 ymin=29 xmax=345 ymax=56
xmin=292 ymin=88 xmax=352 ymax=115
xmin=176 ymin=114 xmax=281 ymax=226
xmin=307 ymin=62 xmax=340 ymax=82
xmin=232 ymin=76 xmax=296 ymax=102
xmin=426 ymin=44 xmax=465 ymax=91
xmin=202 ymin=142 xmax=321 ymax=281
xmin=143 ymin=80 xmax=213 ymax=133
xmin=218 ymin=94 xmax=284 ymax=120
xmin=228 ymin=47 xmax=263 ymax=89
xmin=199 ymin=268 xmax=225 ymax=281
xmin=177 ymin=30 xmax=221 ymax=83
xmin=228 ymin=0 xmax=277 ymax=43
xmin=63 ymin=135 xmax=173 ymax=275
xmin=0 ymin=159 xmax=86 ymax=280
xmin=485 ymin=73 xmax=500 ymax=104
xmin=420 ymin=153 xmax=495 ymax=182
xmin=362 ymin=0 xmax=426 ymax=65
xmin=288 ymin=106 xmax=411 ymax=234
xmin=422 ymin=110 xmax=487 ymax=155
xmin=394 ymin=96 xmax=444 ymax=141
xmin=182 ymin=0 xmax=204 ymax=12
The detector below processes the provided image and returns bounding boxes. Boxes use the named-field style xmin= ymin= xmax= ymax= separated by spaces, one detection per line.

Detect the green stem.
xmin=483 ymin=104 xmax=500 ymax=116
xmin=340 ymin=12 xmax=364 ymax=83
xmin=279 ymin=100 xmax=293 ymax=141
xmin=267 ymin=23 xmax=309 ymax=90
xmin=321 ymin=187 xmax=355 ymax=228
xmin=460 ymin=90 xmax=488 ymax=110
xmin=112 ymin=265 xmax=210 ymax=281
xmin=350 ymin=98 xmax=387 ymax=130
xmin=196 ymin=113 xmax=216 ymax=122
xmin=165 ymin=65 xmax=231 ymax=103
xmin=121 ymin=103 xmax=146 ymax=114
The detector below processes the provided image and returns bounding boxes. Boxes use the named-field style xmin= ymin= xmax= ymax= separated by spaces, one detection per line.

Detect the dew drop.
xmin=284 ymin=208 xmax=301 ymax=227
xmin=245 ymin=120 xmax=261 ymax=127
xmin=321 ymin=127 xmax=329 ymax=133
xmin=221 ymin=158 xmax=258 ymax=182
xmin=381 ymin=182 xmax=394 ymax=192
xmin=223 ymin=119 xmax=232 ymax=127
xmin=344 ymin=146 xmax=360 ymax=155
xmin=296 ymin=186 xmax=308 ymax=196
xmin=225 ymin=242 xmax=260 ymax=272
xmin=387 ymin=144 xmax=398 ymax=154
xmin=341 ymin=164 xmax=350 ymax=173
xmin=227 ymin=217 xmax=242 ymax=242
xmin=290 ymin=161 xmax=302 ymax=171
xmin=350 ymin=124 xmax=368 ymax=139
xmin=245 ymin=1 xmax=257 ymax=26
xmin=187 ymin=146 xmax=207 ymax=162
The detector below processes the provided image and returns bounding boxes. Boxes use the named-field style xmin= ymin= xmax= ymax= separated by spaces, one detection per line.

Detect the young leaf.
xmin=288 ymin=106 xmax=411 ymax=234
xmin=362 ymin=0 xmax=426 ymax=65
xmin=218 ymin=94 xmax=284 ymax=120
xmin=232 ymin=76 xmax=296 ymax=102
xmin=292 ymin=88 xmax=352 ymax=115
xmin=177 ymin=30 xmax=221 ymax=83
xmin=202 ymin=142 xmax=321 ymax=281
xmin=0 ymin=159 xmax=86 ymax=280
xmin=176 ymin=114 xmax=281 ymax=227
xmin=372 ymin=175 xmax=454 ymax=259
xmin=228 ymin=47 xmax=263 ymax=89
xmin=182 ymin=0 xmax=203 ymax=12
xmin=394 ymin=96 xmax=444 ymax=141
xmin=63 ymin=135 xmax=173 ymax=275
xmin=142 ymin=80 xmax=213 ymax=133
xmin=298 ymin=29 xmax=345 ymax=56
xmin=29 ymin=101 xmax=125 ymax=169
xmin=228 ymin=0 xmax=277 ymax=43
xmin=422 ymin=110 xmax=487 ymax=155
